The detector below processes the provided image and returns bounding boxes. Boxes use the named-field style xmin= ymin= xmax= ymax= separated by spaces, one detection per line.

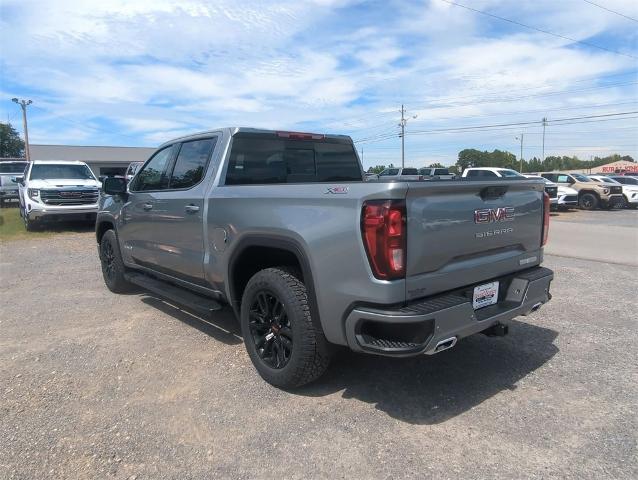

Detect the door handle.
xmin=142 ymin=203 xmax=153 ymax=211
xmin=184 ymin=204 xmax=200 ymax=213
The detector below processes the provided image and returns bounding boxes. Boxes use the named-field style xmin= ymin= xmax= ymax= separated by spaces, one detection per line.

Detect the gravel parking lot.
xmin=1 ymin=210 xmax=637 ymax=479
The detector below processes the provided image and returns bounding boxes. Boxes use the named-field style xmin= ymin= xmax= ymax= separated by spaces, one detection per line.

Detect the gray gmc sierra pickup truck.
xmin=96 ymin=127 xmax=553 ymax=388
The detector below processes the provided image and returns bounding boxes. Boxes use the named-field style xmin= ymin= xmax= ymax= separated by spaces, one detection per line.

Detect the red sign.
xmin=601 ymin=165 xmax=638 ymax=173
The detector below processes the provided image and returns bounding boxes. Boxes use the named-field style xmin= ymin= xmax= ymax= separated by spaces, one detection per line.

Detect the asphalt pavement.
xmin=0 ymin=209 xmax=636 ymax=479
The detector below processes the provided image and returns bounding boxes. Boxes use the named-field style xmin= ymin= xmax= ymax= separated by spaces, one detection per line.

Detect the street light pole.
xmin=516 ymin=133 xmax=524 ymax=172
xmin=11 ymin=98 xmax=33 ymax=162
xmin=541 ymin=117 xmax=547 ymax=163
xmin=398 ymin=104 xmax=417 ymax=169
xmin=399 ymin=104 xmax=406 ymax=168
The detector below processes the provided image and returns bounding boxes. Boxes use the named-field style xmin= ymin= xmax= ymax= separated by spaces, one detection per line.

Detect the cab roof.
xmin=158 ymin=127 xmax=352 ymax=149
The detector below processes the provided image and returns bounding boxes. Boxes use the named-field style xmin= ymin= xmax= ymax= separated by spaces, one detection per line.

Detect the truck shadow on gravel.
xmin=298 ymin=320 xmax=559 ymax=425
xmin=140 ymin=297 xmax=243 ymax=346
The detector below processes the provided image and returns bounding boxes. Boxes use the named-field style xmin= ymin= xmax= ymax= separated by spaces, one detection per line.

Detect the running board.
xmin=125 ymin=272 xmax=222 ymax=317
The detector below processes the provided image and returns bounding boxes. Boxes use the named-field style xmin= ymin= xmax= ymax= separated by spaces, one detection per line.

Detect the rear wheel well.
xmin=230 ymin=246 xmax=303 ymax=308
xmin=96 ymin=220 xmax=114 ymax=244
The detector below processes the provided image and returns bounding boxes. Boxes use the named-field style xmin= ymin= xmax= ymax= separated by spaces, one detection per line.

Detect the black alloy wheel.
xmin=579 ymin=193 xmax=598 ymax=210
xmin=99 ymin=229 xmax=134 ymax=293
xmin=248 ymin=291 xmax=293 ymax=369
xmin=101 ymin=239 xmax=116 ymax=283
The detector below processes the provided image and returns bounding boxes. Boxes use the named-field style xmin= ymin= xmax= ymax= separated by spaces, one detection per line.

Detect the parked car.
xmin=96 ymin=127 xmax=553 ymax=389
xmin=590 ymin=175 xmax=638 ymax=209
xmin=364 ymin=172 xmax=379 ymax=181
xmin=0 ymin=160 xmax=28 ymax=206
xmin=419 ymin=167 xmax=455 ymax=180
xmin=540 ymin=172 xmax=624 ymax=210
xmin=125 ymin=161 xmax=144 ymax=183
xmin=377 ymin=167 xmax=422 ymax=181
xmin=523 ymin=175 xmax=559 ymax=208
xmin=16 ymin=160 xmax=101 ymax=230
xmin=461 ymin=167 xmax=524 ymax=178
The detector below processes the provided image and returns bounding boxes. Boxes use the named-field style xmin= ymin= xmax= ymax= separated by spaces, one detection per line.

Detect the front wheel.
xmin=23 ymin=212 xmax=38 ymax=231
xmin=99 ymin=229 xmax=134 ymax=293
xmin=240 ymin=267 xmax=332 ymax=389
xmin=579 ymin=193 xmax=598 ymax=210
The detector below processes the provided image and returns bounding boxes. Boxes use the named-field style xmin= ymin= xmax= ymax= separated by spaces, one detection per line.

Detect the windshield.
xmin=0 ymin=162 xmax=28 ymax=174
xmin=380 ymin=168 xmax=400 ymax=176
xmin=498 ymin=169 xmax=524 ymax=177
xmin=614 ymin=177 xmax=638 ymax=185
xmin=597 ymin=177 xmax=620 ymax=184
xmin=29 ymin=164 xmax=95 ymax=180
xmin=572 ymin=173 xmax=591 ymax=182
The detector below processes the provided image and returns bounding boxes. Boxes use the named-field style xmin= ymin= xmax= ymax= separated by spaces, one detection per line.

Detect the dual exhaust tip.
xmin=434 ymin=336 xmax=457 ymax=353
xmin=431 ymin=303 xmax=545 ymax=354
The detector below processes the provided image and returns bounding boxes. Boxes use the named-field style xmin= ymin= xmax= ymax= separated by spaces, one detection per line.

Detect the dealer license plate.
xmin=473 ymin=281 xmax=499 ymax=310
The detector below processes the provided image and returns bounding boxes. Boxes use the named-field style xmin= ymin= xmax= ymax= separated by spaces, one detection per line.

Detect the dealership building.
xmin=29 ymin=144 xmax=157 ymax=177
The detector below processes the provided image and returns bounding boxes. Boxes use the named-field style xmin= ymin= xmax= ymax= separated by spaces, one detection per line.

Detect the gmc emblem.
xmin=60 ymin=191 xmax=82 ymax=198
xmin=474 ymin=207 xmax=515 ymax=224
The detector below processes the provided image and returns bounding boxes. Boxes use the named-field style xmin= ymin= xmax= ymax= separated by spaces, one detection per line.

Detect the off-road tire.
xmin=240 ymin=267 xmax=332 ymax=389
xmin=99 ymin=229 xmax=134 ymax=294
xmin=623 ymin=195 xmax=637 ymax=209
xmin=23 ymin=212 xmax=38 ymax=231
xmin=579 ymin=193 xmax=598 ymax=210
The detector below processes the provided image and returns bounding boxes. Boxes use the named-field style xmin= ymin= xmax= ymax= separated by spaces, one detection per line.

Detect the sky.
xmin=1 ymin=0 xmax=637 ymax=169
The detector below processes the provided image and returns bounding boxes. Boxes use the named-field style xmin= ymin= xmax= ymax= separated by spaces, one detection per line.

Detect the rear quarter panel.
xmin=205 ymin=182 xmax=409 ymax=345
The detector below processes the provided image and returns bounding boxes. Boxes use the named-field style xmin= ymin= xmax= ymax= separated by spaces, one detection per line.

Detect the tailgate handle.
xmin=480 ymin=185 xmax=508 ymax=200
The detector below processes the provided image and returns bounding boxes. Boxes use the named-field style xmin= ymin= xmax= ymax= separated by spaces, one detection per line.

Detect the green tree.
xmin=0 ymin=123 xmax=25 ymax=158
xmin=367 ymin=165 xmax=387 ymax=174
xmin=427 ymin=162 xmax=446 ymax=168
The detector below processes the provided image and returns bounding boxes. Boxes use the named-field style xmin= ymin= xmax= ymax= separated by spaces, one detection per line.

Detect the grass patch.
xmin=0 ymin=207 xmax=93 ymax=241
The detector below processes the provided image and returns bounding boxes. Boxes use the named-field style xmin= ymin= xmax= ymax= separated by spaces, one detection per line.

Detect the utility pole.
xmin=12 ymin=98 xmax=33 ymax=162
xmin=516 ymin=134 xmax=524 ymax=172
xmin=541 ymin=117 xmax=547 ymax=163
xmin=398 ymin=104 xmax=417 ymax=168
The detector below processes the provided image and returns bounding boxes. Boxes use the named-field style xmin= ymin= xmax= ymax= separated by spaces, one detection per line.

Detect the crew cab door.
xmin=119 ymin=137 xmax=217 ymax=285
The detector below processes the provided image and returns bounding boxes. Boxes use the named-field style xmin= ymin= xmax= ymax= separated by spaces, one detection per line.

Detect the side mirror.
xmin=103 ymin=176 xmax=128 ymax=196
xmin=568 ymin=178 xmax=575 ymax=184
xmin=11 ymin=176 xmax=23 ymax=184
xmin=98 ymin=175 xmax=106 ymax=182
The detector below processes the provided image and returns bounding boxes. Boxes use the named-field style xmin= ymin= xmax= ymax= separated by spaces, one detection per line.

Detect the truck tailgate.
xmin=405 ymin=180 xmax=545 ymax=300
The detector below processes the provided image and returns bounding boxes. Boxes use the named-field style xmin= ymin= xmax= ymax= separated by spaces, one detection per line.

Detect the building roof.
xmin=30 ymin=144 xmax=156 ymax=163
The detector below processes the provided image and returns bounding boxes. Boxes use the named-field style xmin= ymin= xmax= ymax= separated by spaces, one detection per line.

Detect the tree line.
xmin=456 ymin=149 xmax=634 ymax=173
xmin=366 ymin=150 xmax=635 ymax=174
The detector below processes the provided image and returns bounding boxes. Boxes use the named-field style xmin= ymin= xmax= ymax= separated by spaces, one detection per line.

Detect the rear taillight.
xmin=361 ymin=200 xmax=406 ymax=280
xmin=542 ymin=192 xmax=550 ymax=246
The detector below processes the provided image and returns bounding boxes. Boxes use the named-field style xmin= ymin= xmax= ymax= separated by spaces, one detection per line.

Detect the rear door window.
xmin=401 ymin=168 xmax=418 ymax=175
xmin=225 ymin=134 xmax=362 ymax=185
xmin=169 ymin=138 xmax=216 ymax=189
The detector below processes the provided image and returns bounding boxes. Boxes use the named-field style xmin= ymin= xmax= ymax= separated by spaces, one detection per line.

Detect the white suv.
xmin=16 ymin=160 xmax=101 ymax=230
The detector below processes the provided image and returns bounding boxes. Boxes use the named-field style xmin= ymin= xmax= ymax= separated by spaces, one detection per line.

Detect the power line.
xmin=438 ymin=0 xmax=638 ymax=60
xmin=581 ymin=0 xmax=638 ymax=23
xmin=331 ymin=70 xmax=638 ymax=127
xmin=354 ymin=111 xmax=638 ymax=144
xmin=415 ymin=81 xmax=638 ymax=110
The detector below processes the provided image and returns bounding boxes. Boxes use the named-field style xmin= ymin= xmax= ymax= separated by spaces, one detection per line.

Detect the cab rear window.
xmin=225 ymin=134 xmax=362 ymax=185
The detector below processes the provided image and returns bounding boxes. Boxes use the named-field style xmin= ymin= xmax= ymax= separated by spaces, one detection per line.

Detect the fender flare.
xmin=95 ymin=212 xmax=118 ymax=243
xmin=227 ymin=234 xmax=322 ymax=332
